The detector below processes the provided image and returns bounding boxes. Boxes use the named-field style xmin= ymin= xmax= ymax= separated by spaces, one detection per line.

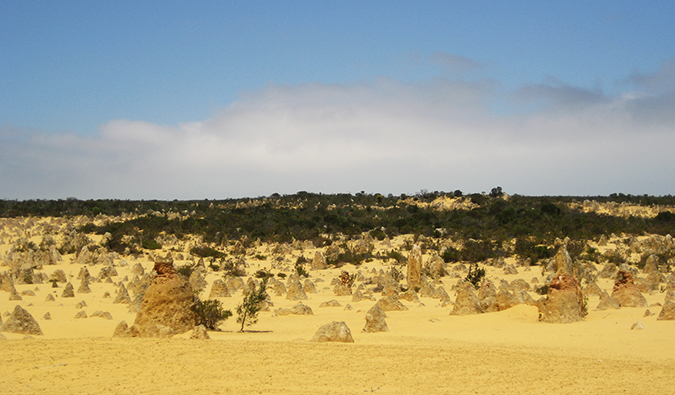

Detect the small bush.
xmin=441 ymin=247 xmax=461 ymax=263
xmin=221 ymin=259 xmax=246 ymax=277
xmin=464 ymin=263 xmax=485 ymax=288
xmin=535 ymin=285 xmax=549 ymax=295
xmin=254 ymin=269 xmax=273 ymax=280
xmin=193 ymin=298 xmax=232 ymax=330
xmin=190 ymin=246 xmax=225 ymax=259
xmin=142 ymin=239 xmax=162 ymax=250
xmin=295 ymin=261 xmax=309 ymax=278
xmin=387 ymin=250 xmax=406 ymax=264
xmin=369 ymin=229 xmax=386 ymax=241
xmin=177 ymin=262 xmax=198 ymax=278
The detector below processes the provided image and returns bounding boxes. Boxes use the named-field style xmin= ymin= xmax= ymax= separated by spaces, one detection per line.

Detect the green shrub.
xmin=464 ymin=263 xmax=485 ymax=288
xmin=193 ymin=299 xmax=232 ymax=330
xmin=369 ymin=229 xmax=386 ymax=241
xmin=441 ymin=247 xmax=461 ymax=263
xmin=221 ymin=259 xmax=246 ymax=277
xmin=236 ymin=278 xmax=268 ymax=332
xmin=141 ymin=239 xmax=162 ymax=250
xmin=295 ymin=261 xmax=309 ymax=278
xmin=254 ymin=269 xmax=273 ymax=280
xmin=190 ymin=245 xmax=225 ymax=259
xmin=177 ymin=262 xmax=198 ymax=278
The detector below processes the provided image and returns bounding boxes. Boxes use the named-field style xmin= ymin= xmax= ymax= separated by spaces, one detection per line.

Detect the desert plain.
xmin=1 ymin=202 xmax=674 ymax=394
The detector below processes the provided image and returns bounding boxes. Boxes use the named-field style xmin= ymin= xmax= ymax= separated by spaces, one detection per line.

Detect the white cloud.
xmin=1 ymin=74 xmax=674 ymax=199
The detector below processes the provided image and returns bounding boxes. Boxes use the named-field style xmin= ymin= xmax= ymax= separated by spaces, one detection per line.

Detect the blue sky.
xmin=1 ymin=1 xmax=674 ymax=199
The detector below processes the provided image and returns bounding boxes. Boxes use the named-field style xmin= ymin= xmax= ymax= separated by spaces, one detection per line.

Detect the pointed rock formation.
xmin=399 ymin=289 xmax=420 ymax=303
xmin=0 ymin=305 xmax=42 ymax=335
xmin=451 ymin=282 xmax=483 ymax=315
xmin=208 ymin=279 xmax=231 ymax=298
xmin=611 ymin=270 xmax=648 ymax=308
xmin=407 ymin=245 xmax=423 ymax=290
xmin=77 ymin=279 xmax=92 ymax=293
xmin=657 ymin=301 xmax=675 ymax=320
xmin=538 ymin=273 xmax=585 ymax=323
xmin=596 ymin=291 xmax=620 ymax=310
xmin=363 ymin=305 xmax=388 ymax=333
xmin=495 ymin=290 xmax=521 ymax=311
xmin=113 ymin=320 xmax=135 ymax=337
xmin=311 ymin=251 xmax=327 ymax=270
xmin=303 ymin=279 xmax=317 ymax=294
xmin=61 ymin=282 xmax=75 ymax=298
xmin=190 ymin=325 xmax=210 ymax=339
xmin=376 ymin=295 xmax=408 ymax=311
xmin=333 ymin=283 xmax=352 ymax=296
xmin=113 ymin=283 xmax=132 ymax=304
xmin=286 ymin=279 xmax=308 ymax=300
xmin=90 ymin=311 xmax=113 ymax=320
xmin=582 ymin=281 xmax=603 ymax=297
xmin=130 ymin=256 xmax=196 ymax=337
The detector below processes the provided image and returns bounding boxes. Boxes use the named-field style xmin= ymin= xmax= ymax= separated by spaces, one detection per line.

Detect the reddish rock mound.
xmin=538 ymin=273 xmax=585 ymax=323
xmin=611 ymin=270 xmax=648 ymax=308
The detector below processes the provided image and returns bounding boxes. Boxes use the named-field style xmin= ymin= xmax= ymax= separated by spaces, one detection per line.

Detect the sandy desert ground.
xmin=1 ymin=224 xmax=674 ymax=394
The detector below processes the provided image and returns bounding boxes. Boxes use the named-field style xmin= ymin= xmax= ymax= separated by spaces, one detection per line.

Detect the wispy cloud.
xmin=431 ymin=52 xmax=485 ymax=73
xmin=1 ymin=72 xmax=674 ymax=199
xmin=622 ymin=56 xmax=675 ymax=93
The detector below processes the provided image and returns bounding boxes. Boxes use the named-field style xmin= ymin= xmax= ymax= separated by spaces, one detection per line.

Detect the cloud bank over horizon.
xmin=1 ymin=55 xmax=674 ymax=200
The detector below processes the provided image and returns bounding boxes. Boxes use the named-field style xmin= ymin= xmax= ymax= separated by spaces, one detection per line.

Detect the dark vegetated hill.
xmin=2 ymin=192 xmax=674 ymax=256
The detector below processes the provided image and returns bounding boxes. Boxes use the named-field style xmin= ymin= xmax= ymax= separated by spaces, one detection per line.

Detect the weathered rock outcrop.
xmin=595 ymin=291 xmax=620 ymax=310
xmin=376 ymin=295 xmax=408 ymax=311
xmin=0 ymin=305 xmax=42 ymax=335
xmin=311 ymin=251 xmax=327 ymax=270
xmin=407 ymin=245 xmax=422 ymax=290
xmin=311 ymin=321 xmax=354 ymax=343
xmin=538 ymin=273 xmax=585 ymax=323
xmin=208 ymin=279 xmax=231 ymax=298
xmin=611 ymin=270 xmax=648 ymax=308
xmin=363 ymin=305 xmax=388 ymax=333
xmin=190 ymin=325 xmax=210 ymax=339
xmin=61 ymin=282 xmax=75 ymax=298
xmin=450 ymin=282 xmax=482 ymax=316
xmin=129 ymin=256 xmax=196 ymax=337
xmin=657 ymin=301 xmax=675 ymax=320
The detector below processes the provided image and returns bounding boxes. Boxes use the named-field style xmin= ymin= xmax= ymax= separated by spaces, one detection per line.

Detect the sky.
xmin=1 ymin=1 xmax=674 ymax=200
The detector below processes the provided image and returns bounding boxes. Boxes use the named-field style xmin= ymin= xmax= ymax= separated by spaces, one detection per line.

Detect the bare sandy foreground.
xmin=1 ymin=232 xmax=674 ymax=394
xmin=2 ymin=328 xmax=674 ymax=395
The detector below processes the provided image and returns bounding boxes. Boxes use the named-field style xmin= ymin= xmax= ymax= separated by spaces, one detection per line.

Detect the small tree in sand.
xmin=236 ymin=278 xmax=268 ymax=332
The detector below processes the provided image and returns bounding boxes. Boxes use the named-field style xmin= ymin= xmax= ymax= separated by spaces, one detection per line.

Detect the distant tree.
xmin=236 ymin=278 xmax=268 ymax=332
xmin=489 ymin=186 xmax=503 ymax=198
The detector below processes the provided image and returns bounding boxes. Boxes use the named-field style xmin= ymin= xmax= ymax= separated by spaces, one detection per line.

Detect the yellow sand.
xmin=1 ymin=233 xmax=674 ymax=394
